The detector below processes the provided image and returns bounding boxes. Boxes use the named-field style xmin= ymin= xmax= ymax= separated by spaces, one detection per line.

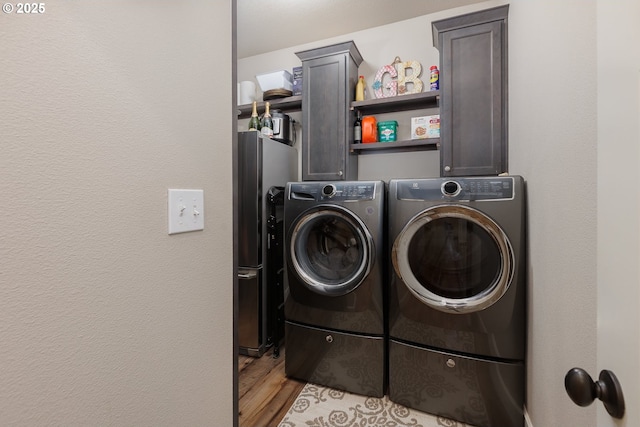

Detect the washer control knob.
xmin=325 ymin=335 xmax=334 ymax=343
xmin=442 ymin=181 xmax=460 ymax=196
xmin=446 ymin=358 xmax=456 ymax=368
xmin=322 ymin=184 xmax=336 ymax=198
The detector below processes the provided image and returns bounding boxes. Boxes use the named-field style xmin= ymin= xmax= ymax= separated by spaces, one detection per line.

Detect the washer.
xmin=388 ymin=176 xmax=526 ymax=427
xmin=284 ymin=181 xmax=385 ymax=397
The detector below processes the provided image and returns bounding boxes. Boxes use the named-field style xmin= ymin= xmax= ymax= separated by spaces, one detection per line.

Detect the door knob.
xmin=564 ymin=368 xmax=625 ymax=419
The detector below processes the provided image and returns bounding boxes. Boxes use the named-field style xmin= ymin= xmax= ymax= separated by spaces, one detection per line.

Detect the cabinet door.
xmin=439 ymin=20 xmax=507 ymax=177
xmin=301 ymin=54 xmax=351 ymax=181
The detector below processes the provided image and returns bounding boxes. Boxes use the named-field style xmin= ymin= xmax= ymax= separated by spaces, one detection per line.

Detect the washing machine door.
xmin=392 ymin=204 xmax=514 ymax=314
xmin=288 ymin=205 xmax=374 ymax=296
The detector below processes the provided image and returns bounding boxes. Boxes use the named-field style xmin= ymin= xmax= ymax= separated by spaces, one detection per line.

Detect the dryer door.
xmin=288 ymin=205 xmax=374 ymax=296
xmin=392 ymin=204 xmax=514 ymax=313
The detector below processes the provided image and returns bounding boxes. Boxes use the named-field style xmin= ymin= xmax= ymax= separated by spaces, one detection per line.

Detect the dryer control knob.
xmin=322 ymin=184 xmax=336 ymax=198
xmin=442 ymin=181 xmax=460 ymax=196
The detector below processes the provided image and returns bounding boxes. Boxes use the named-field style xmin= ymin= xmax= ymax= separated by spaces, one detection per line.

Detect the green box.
xmin=377 ymin=120 xmax=398 ymax=142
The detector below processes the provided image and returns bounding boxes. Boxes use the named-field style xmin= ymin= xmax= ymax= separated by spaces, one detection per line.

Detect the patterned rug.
xmin=278 ymin=383 xmax=475 ymax=427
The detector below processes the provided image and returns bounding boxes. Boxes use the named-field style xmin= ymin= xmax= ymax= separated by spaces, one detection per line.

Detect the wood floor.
xmin=238 ymin=345 xmax=306 ymax=427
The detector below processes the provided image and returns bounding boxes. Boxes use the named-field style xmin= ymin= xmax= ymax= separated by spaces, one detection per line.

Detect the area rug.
xmin=278 ymin=383 xmax=475 ymax=427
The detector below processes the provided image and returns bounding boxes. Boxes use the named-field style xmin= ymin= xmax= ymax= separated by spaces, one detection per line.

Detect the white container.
xmin=411 ymin=115 xmax=440 ymax=139
xmin=256 ymin=70 xmax=293 ymax=92
xmin=238 ymin=80 xmax=256 ymax=105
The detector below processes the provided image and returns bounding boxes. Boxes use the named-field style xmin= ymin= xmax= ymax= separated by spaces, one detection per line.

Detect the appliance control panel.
xmin=289 ymin=182 xmax=378 ymax=201
xmin=397 ymin=177 xmax=515 ymax=201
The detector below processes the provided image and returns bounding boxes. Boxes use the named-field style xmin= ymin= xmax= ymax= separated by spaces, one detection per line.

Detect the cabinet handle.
xmin=564 ymin=368 xmax=625 ymax=419
xmin=325 ymin=335 xmax=333 ymax=343
xmin=444 ymin=165 xmax=451 ymax=172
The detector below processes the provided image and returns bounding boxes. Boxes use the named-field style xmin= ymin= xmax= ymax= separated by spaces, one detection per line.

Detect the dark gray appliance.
xmin=271 ymin=109 xmax=294 ymax=146
xmin=236 ymin=131 xmax=297 ymax=357
xmin=284 ymin=181 xmax=386 ymax=397
xmin=387 ymin=176 xmax=526 ymax=427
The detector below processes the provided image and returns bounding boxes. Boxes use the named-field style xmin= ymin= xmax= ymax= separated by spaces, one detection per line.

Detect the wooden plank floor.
xmin=238 ymin=345 xmax=306 ymax=427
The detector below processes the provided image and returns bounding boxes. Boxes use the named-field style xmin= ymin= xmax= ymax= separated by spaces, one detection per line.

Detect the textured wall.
xmin=596 ymin=0 xmax=640 ymax=425
xmin=0 ymin=1 xmax=233 ymax=425
xmin=508 ymin=1 xmax=597 ymax=426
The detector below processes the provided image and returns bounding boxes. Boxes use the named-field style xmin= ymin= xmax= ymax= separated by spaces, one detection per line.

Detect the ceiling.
xmin=237 ymin=0 xmax=489 ymax=59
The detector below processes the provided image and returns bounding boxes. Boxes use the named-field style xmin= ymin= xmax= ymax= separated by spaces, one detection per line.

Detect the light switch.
xmin=168 ymin=189 xmax=204 ymax=234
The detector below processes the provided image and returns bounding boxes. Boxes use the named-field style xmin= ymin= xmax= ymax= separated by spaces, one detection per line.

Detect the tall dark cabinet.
xmin=296 ymin=41 xmax=363 ymax=181
xmin=432 ymin=5 xmax=509 ymax=177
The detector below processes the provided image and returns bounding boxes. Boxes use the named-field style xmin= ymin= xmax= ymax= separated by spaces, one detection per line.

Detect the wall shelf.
xmin=237 ymin=95 xmax=302 ymax=119
xmin=350 ymin=138 xmax=439 ymax=154
xmin=350 ymin=91 xmax=440 ymax=154
xmin=351 ymin=90 xmax=439 ymax=114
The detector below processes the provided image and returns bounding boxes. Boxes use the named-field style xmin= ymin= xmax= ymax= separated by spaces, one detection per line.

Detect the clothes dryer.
xmin=388 ymin=176 xmax=526 ymax=427
xmin=284 ymin=181 xmax=385 ymax=397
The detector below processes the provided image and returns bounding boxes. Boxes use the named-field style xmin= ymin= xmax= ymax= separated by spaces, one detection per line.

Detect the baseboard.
xmin=524 ymin=406 xmax=534 ymax=427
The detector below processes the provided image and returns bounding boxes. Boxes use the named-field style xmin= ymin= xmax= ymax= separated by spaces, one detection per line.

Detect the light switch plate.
xmin=168 ymin=189 xmax=204 ymax=234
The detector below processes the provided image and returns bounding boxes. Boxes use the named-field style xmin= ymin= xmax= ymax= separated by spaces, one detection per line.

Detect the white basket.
xmin=256 ymin=70 xmax=293 ymax=92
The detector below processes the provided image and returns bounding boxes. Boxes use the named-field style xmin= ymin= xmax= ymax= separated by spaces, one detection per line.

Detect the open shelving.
xmin=237 ymin=95 xmax=302 ymax=119
xmin=350 ymin=90 xmax=440 ymax=153
xmin=350 ymin=138 xmax=439 ymax=154
xmin=351 ymin=90 xmax=439 ymax=114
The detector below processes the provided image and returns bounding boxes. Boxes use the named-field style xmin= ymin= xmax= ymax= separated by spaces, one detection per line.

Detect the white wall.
xmin=238 ymin=1 xmax=599 ymax=426
xmin=0 ymin=1 xmax=234 ymax=425
xmin=597 ymin=0 xmax=640 ymax=425
xmin=509 ymin=1 xmax=597 ymax=426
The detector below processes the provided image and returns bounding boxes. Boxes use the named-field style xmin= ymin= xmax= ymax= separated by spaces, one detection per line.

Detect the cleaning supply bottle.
xmin=355 ymin=75 xmax=366 ymax=101
xmin=362 ymin=116 xmax=377 ymax=143
xmin=430 ymin=66 xmax=439 ymax=91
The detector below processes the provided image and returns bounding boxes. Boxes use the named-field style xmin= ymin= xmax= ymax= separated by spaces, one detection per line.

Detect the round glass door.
xmin=392 ymin=205 xmax=514 ymax=313
xmin=289 ymin=205 xmax=374 ymax=296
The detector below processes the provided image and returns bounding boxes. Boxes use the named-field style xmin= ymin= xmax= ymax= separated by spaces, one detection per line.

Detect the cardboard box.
xmin=411 ymin=115 xmax=440 ymax=139
xmin=292 ymin=66 xmax=303 ymax=96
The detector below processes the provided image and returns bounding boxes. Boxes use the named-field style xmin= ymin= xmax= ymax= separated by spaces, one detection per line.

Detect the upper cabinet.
xmin=296 ymin=41 xmax=363 ymax=181
xmin=432 ymin=5 xmax=509 ymax=177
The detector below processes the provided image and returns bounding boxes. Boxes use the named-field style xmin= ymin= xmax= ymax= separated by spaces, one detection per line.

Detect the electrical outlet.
xmin=168 ymin=189 xmax=204 ymax=234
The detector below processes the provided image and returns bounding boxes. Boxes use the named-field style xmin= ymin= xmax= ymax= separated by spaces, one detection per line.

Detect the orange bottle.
xmin=362 ymin=116 xmax=377 ymax=143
